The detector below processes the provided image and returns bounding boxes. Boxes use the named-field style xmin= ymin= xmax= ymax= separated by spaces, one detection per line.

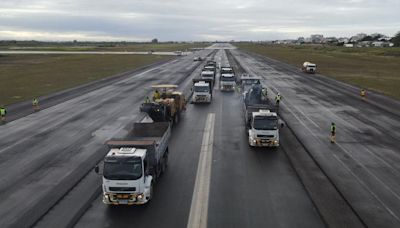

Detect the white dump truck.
xmin=220 ymin=66 xmax=236 ymax=91
xmin=96 ymin=121 xmax=170 ymax=205
xmin=302 ymin=62 xmax=317 ymax=74
xmin=192 ymin=79 xmax=212 ymax=103
xmin=201 ymin=70 xmax=216 ymax=87
xmin=246 ymin=108 xmax=283 ymax=147
xmin=243 ymin=83 xmax=283 ymax=147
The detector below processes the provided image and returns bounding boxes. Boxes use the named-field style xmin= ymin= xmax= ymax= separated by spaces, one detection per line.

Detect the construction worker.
xmin=360 ymin=89 xmax=366 ymax=100
xmin=275 ymin=93 xmax=282 ymax=106
xmin=32 ymin=97 xmax=40 ymax=111
xmin=330 ymin=122 xmax=336 ymax=143
xmin=0 ymin=106 xmax=6 ymax=123
xmin=145 ymin=96 xmax=151 ymax=103
xmin=153 ymin=90 xmax=161 ymax=101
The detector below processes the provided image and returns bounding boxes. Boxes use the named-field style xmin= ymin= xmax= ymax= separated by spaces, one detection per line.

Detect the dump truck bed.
xmin=107 ymin=122 xmax=171 ymax=165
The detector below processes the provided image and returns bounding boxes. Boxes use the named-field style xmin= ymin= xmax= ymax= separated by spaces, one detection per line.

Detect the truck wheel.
xmin=161 ymin=159 xmax=166 ymax=174
xmin=161 ymin=153 xmax=168 ymax=174
xmin=149 ymin=182 xmax=154 ymax=201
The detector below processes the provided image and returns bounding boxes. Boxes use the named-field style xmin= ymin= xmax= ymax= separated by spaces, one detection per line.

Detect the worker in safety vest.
xmin=0 ymin=106 xmax=7 ymax=122
xmin=360 ymin=89 xmax=366 ymax=100
xmin=153 ymin=90 xmax=161 ymax=101
xmin=330 ymin=122 xmax=336 ymax=143
xmin=145 ymin=96 xmax=151 ymax=103
xmin=275 ymin=93 xmax=282 ymax=106
xmin=32 ymin=98 xmax=40 ymax=111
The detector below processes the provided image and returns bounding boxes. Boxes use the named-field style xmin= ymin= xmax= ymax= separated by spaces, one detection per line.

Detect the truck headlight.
xmin=274 ymin=140 xmax=278 ymax=144
xmin=137 ymin=194 xmax=144 ymax=200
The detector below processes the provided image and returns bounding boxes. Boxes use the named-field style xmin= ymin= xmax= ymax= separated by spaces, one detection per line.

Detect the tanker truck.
xmin=302 ymin=62 xmax=317 ymax=74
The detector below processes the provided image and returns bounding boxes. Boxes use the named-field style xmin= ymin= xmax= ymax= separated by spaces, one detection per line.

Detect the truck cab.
xmin=248 ymin=110 xmax=282 ymax=147
xmin=98 ymin=122 xmax=170 ymax=205
xmin=220 ymin=73 xmax=236 ymax=91
xmin=192 ymin=80 xmax=212 ymax=103
xmin=201 ymin=70 xmax=215 ymax=82
xmin=102 ymin=147 xmax=153 ymax=205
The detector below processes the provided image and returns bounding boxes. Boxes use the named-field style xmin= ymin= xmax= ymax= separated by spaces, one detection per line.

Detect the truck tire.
xmin=148 ymin=182 xmax=154 ymax=202
xmin=161 ymin=158 xmax=166 ymax=174
xmin=165 ymin=149 xmax=169 ymax=168
xmin=161 ymin=151 xmax=168 ymax=174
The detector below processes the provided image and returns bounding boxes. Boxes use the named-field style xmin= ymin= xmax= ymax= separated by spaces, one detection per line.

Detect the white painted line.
xmin=187 ymin=113 xmax=215 ymax=228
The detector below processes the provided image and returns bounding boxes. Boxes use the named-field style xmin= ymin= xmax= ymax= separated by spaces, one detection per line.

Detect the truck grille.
xmin=257 ymin=134 xmax=274 ymax=138
xmin=109 ymin=187 xmax=136 ymax=192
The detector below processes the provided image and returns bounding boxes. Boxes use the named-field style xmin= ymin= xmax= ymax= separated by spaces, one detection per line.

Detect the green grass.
xmin=0 ymin=54 xmax=172 ymax=105
xmin=236 ymin=43 xmax=400 ymax=99
xmin=0 ymin=43 xmax=211 ymax=52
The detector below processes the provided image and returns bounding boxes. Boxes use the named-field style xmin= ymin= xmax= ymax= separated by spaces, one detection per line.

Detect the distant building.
xmin=357 ymin=41 xmax=371 ymax=47
xmin=344 ymin=43 xmax=354 ymax=48
xmin=371 ymin=41 xmax=394 ymax=47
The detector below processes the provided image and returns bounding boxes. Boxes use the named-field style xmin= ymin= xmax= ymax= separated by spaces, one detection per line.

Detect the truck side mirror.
xmin=280 ymin=123 xmax=285 ymax=128
xmin=94 ymin=165 xmax=99 ymax=174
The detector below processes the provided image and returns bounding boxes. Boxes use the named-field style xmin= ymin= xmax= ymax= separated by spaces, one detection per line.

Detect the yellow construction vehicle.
xmin=141 ymin=85 xmax=186 ymax=124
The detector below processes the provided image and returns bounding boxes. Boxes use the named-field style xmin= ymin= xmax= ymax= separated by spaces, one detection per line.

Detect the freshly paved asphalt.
xmin=232 ymin=48 xmax=400 ymax=227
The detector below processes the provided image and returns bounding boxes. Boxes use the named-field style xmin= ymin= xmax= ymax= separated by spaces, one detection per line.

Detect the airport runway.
xmin=0 ymin=43 xmax=399 ymax=228
xmin=74 ymin=46 xmax=324 ymax=228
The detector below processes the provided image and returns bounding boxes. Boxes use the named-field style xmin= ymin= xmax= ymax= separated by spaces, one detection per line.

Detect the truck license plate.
xmin=118 ymin=200 xmax=128 ymax=204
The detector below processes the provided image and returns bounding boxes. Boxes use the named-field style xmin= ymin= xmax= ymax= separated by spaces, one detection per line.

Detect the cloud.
xmin=0 ymin=0 xmax=399 ymax=41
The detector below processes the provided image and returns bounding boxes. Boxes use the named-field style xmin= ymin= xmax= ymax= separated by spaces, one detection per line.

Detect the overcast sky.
xmin=0 ymin=0 xmax=399 ymax=41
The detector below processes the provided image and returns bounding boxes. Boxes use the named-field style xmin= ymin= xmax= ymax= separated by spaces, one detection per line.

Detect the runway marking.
xmin=187 ymin=113 xmax=215 ymax=228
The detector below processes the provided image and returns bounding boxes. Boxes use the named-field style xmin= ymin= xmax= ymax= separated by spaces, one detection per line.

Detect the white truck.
xmin=219 ymin=66 xmax=235 ymax=91
xmin=246 ymin=108 xmax=283 ymax=147
xmin=243 ymin=84 xmax=283 ymax=147
xmin=192 ymin=79 xmax=212 ymax=103
xmin=96 ymin=122 xmax=170 ymax=205
xmin=302 ymin=62 xmax=317 ymax=74
xmin=201 ymin=70 xmax=216 ymax=86
xmin=220 ymin=74 xmax=236 ymax=91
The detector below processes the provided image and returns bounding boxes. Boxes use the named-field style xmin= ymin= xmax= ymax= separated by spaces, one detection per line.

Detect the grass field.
xmin=236 ymin=43 xmax=400 ymax=99
xmin=0 ymin=42 xmax=211 ymax=52
xmin=0 ymin=54 xmax=172 ymax=105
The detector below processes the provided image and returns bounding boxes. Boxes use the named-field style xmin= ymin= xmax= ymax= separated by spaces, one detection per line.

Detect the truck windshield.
xmin=253 ymin=116 xmax=278 ymax=130
xmin=221 ymin=76 xmax=235 ymax=81
xmin=103 ymin=157 xmax=142 ymax=180
xmin=194 ymin=86 xmax=210 ymax=92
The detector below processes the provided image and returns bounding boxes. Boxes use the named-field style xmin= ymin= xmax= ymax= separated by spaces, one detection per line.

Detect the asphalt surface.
xmin=0 ymin=49 xmax=212 ymax=228
xmin=1 ymin=43 xmax=399 ymax=228
xmin=74 ymin=44 xmax=324 ymax=228
xmin=231 ymin=48 xmax=400 ymax=227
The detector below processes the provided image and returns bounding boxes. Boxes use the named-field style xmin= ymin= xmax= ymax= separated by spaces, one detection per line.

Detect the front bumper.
xmin=193 ymin=96 xmax=211 ymax=103
xmin=249 ymin=138 xmax=279 ymax=147
xmin=103 ymin=192 xmax=148 ymax=205
xmin=220 ymin=85 xmax=234 ymax=91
